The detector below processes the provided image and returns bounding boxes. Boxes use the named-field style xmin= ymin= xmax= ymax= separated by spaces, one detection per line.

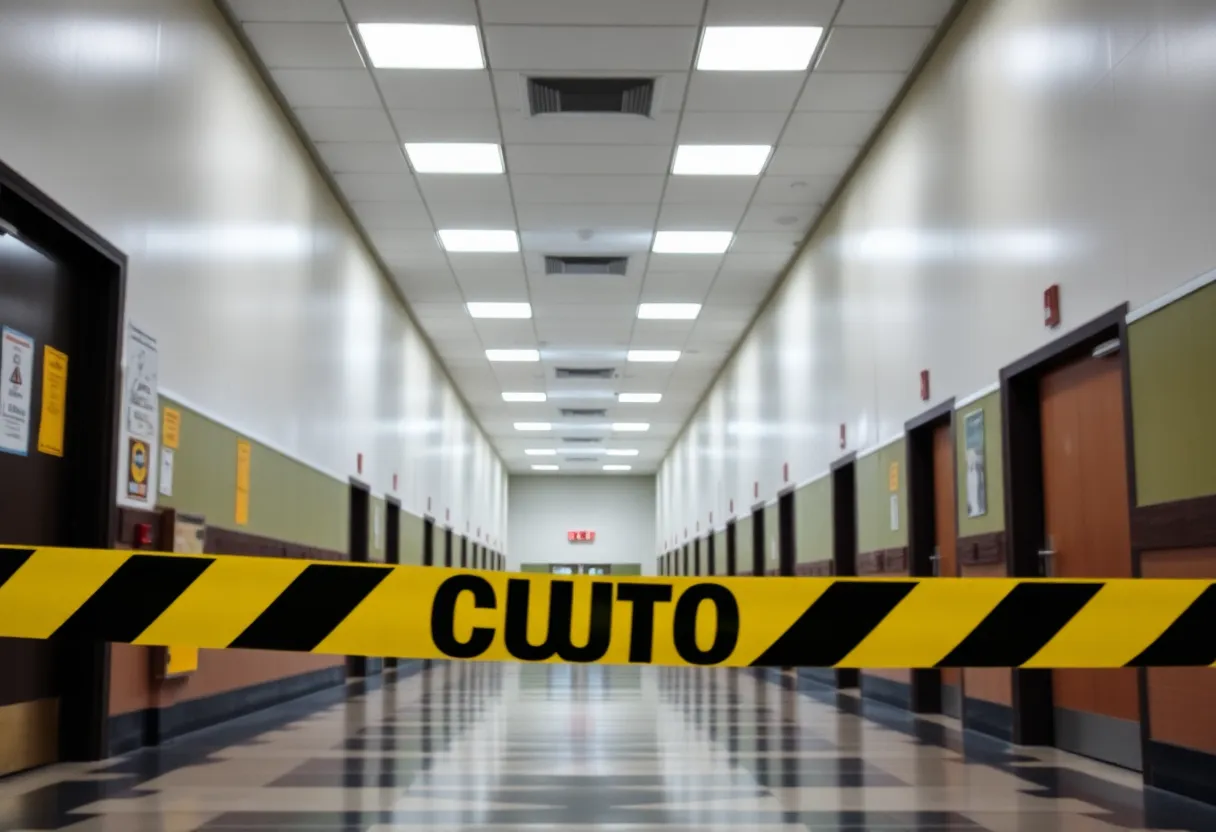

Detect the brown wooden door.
xmin=931 ymin=424 xmax=960 ymax=692
xmin=0 ymin=232 xmax=73 ymax=774
xmin=1040 ymin=352 xmax=1139 ymax=765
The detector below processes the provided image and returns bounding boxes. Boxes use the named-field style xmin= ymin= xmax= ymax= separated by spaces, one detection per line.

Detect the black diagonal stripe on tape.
xmin=935 ymin=582 xmax=1101 ymax=668
xmin=749 ymin=581 xmax=916 ymax=667
xmin=0 ymin=549 xmax=34 ymax=588
xmin=1126 ymin=584 xmax=1216 ymax=667
xmin=229 ymin=563 xmax=392 ymax=652
xmin=52 ymin=554 xmax=215 ymax=644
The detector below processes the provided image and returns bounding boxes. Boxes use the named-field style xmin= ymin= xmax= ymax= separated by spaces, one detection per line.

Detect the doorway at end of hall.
xmin=549 ymin=564 xmax=610 ymax=575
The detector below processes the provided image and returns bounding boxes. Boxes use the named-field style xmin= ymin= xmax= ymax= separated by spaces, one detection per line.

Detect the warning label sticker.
xmin=0 ymin=327 xmax=34 ymax=456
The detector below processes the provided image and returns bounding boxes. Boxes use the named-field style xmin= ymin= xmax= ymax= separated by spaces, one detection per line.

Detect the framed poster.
xmin=964 ymin=408 xmax=988 ymax=518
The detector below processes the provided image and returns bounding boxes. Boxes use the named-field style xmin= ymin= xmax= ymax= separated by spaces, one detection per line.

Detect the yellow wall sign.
xmin=888 ymin=461 xmax=899 ymax=493
xmin=162 ymin=407 xmax=181 ymax=450
xmin=36 ymin=346 xmax=68 ymax=457
xmin=235 ymin=440 xmax=251 ymax=526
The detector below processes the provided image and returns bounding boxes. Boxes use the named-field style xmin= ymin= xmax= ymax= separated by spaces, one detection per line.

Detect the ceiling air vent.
xmin=562 ymin=436 xmax=602 ymax=444
xmin=565 ymin=456 xmax=599 ymax=463
xmin=528 ymin=77 xmax=655 ymax=116
xmin=555 ymin=367 xmax=615 ymax=380
xmin=560 ymin=408 xmax=607 ymax=418
xmin=544 ymin=256 xmax=628 ymax=276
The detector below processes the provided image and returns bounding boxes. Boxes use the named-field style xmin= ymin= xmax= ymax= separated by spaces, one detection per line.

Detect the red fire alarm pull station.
xmin=783 ymin=462 xmax=789 ymax=483
xmin=920 ymin=369 xmax=930 ymax=402
xmin=1044 ymin=284 xmax=1061 ymax=328
xmin=567 ymin=530 xmax=595 ymax=542
xmin=356 ymin=452 xmax=363 ymax=475
xmin=839 ymin=423 xmax=847 ymax=449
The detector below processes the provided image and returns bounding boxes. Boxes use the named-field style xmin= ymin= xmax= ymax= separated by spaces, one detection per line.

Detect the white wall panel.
xmin=0 ymin=0 xmax=507 ymax=549
xmin=659 ymin=0 xmax=1216 ymax=545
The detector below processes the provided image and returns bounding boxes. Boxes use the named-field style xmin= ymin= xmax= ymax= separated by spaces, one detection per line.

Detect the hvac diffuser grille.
xmin=555 ymin=367 xmax=615 ymax=380
xmin=544 ymin=256 xmax=628 ymax=276
xmin=560 ymin=408 xmax=608 ymax=418
xmin=527 ymin=77 xmax=654 ymax=116
xmin=562 ymin=436 xmax=602 ymax=444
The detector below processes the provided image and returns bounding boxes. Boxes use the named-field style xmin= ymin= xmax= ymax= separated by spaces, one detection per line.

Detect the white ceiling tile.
xmin=730 ymin=231 xmax=804 ymax=253
xmin=506 ymin=145 xmax=672 ymax=175
xmin=350 ymin=200 xmax=434 ymax=228
xmin=367 ymin=229 xmax=444 ymax=253
xmin=344 ymin=0 xmax=478 ymax=23
xmin=446 ymin=253 xmax=525 ymax=274
xmin=751 ymin=174 xmax=837 ymax=205
xmin=705 ymin=0 xmax=837 ymax=25
xmin=416 ymin=175 xmax=513 ymax=205
xmin=379 ymin=242 xmax=451 ymax=269
xmin=640 ymin=271 xmax=716 ymax=301
xmin=335 ymin=172 xmax=420 ymax=201
xmin=657 ymin=200 xmax=747 ymax=229
xmin=662 ymin=177 xmax=757 ymax=206
xmin=393 ymin=275 xmax=464 ymax=302
xmin=296 ymin=107 xmax=397 ymax=141
xmin=390 ymin=109 xmax=502 ymax=142
xmin=782 ymin=111 xmax=879 ymax=147
xmin=242 ymin=23 xmax=363 ymax=68
xmin=469 ymin=322 xmax=535 ymax=349
xmin=376 ymin=70 xmax=496 ymax=110
xmin=646 ymin=253 xmax=724 ymax=273
xmin=499 ymin=109 xmax=681 ymax=145
xmin=409 ymin=302 xmax=467 ymax=321
xmin=766 ymin=144 xmax=857 ymax=177
xmin=684 ymin=73 xmax=806 ymax=112
xmin=229 ymin=0 xmax=345 ymax=22
xmin=479 ymin=0 xmax=704 ymax=25
xmin=632 ymin=319 xmax=696 ymax=343
xmin=721 ymin=251 xmax=791 ymax=271
xmin=534 ymin=317 xmax=632 ymax=344
xmin=816 ymin=26 xmax=936 ymax=73
xmin=316 ymin=142 xmax=407 ymax=173
xmin=706 ymin=274 xmax=775 ymax=303
xmin=516 ymin=203 xmax=658 ymax=230
xmin=528 ymin=276 xmax=642 ymax=306
xmin=428 ymin=200 xmax=518 ymax=227
xmin=511 ymin=175 xmax=665 ymax=204
xmin=796 ymin=71 xmax=906 ymax=111
xmin=269 ymin=69 xmax=380 ymax=107
xmin=520 ymin=230 xmax=653 ymax=255
xmin=483 ymin=26 xmax=699 ymax=71
xmin=738 ymin=202 xmax=818 ymax=233
xmin=676 ymin=110 xmax=789 ymax=145
xmin=836 ymin=0 xmax=954 ymax=26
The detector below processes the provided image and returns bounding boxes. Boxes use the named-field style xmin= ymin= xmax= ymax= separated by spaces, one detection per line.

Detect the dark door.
xmin=0 ymin=230 xmax=74 ymax=774
xmin=832 ymin=462 xmax=858 ymax=688
xmin=346 ymin=484 xmax=373 ymax=677
xmin=384 ymin=500 xmax=400 ymax=669
xmin=423 ymin=517 xmax=434 ymax=566
xmin=726 ymin=522 xmax=737 ymax=575
xmin=751 ymin=507 xmax=765 ymax=576
xmin=693 ymin=539 xmax=701 ymax=575
xmin=1040 ymin=352 xmax=1139 ymax=769
xmin=706 ymin=535 xmax=716 ymax=576
xmin=778 ymin=491 xmax=796 ymax=576
xmin=932 ymin=424 xmax=961 ymax=716
xmin=460 ymin=536 xmax=467 ymax=568
xmin=444 ymin=528 xmax=453 ymax=567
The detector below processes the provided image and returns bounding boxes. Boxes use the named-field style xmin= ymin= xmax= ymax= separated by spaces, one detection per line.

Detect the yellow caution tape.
xmin=0 ymin=545 xmax=1212 ymax=668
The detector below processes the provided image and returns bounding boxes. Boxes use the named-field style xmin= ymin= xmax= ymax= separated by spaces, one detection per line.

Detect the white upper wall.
xmin=508 ymin=476 xmax=655 ymax=571
xmin=0 ymin=0 xmax=507 ymax=548
xmin=658 ymin=0 xmax=1216 ymax=548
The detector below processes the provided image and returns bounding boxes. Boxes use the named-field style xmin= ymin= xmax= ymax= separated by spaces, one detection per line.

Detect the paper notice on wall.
xmin=235 ymin=439 xmax=251 ymax=525
xmin=159 ymin=447 xmax=175 ymax=496
xmin=36 ymin=345 xmax=68 ymax=457
xmin=889 ymin=493 xmax=900 ymax=532
xmin=125 ymin=325 xmax=158 ymax=442
xmin=0 ymin=327 xmax=34 ymax=456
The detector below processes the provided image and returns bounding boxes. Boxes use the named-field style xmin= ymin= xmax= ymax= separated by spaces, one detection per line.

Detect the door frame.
xmin=1 ymin=159 xmax=126 ymax=762
xmin=904 ymin=398 xmax=956 ymax=714
xmin=705 ymin=533 xmax=716 ymax=576
xmin=693 ymin=537 xmax=701 ymax=576
xmin=999 ymin=303 xmax=1137 ymax=747
xmin=346 ymin=479 xmax=374 ymax=677
xmin=422 ymin=515 xmax=435 ymax=566
xmin=750 ymin=503 xmax=766 ymax=576
xmin=383 ymin=497 xmax=400 ymax=669
xmin=831 ymin=453 xmax=858 ymax=689
xmin=725 ymin=520 xmax=737 ymax=575
xmin=777 ymin=487 xmax=796 ymax=578
xmin=443 ymin=526 xmax=453 ymax=567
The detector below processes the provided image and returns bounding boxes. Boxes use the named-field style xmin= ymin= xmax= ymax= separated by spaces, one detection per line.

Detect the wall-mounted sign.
xmin=567 ymin=530 xmax=596 ymax=543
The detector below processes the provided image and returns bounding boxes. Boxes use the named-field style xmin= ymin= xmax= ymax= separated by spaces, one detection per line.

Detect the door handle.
xmin=929 ymin=549 xmax=942 ymax=577
xmin=1037 ymin=548 xmax=1056 ymax=577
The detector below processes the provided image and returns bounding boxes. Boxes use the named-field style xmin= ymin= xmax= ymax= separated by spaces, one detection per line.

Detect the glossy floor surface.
xmin=2 ymin=663 xmax=1215 ymax=831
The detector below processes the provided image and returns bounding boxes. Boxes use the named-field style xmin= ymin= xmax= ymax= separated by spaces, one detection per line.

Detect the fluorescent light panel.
xmin=637 ymin=303 xmax=701 ymax=320
xmin=486 ymin=349 xmax=539 ymax=362
xmin=652 ymin=231 xmax=733 ymax=254
xmin=603 ymin=464 xmax=633 ymax=471
xmin=531 ymin=464 xmax=559 ymax=471
xmin=502 ymin=392 xmax=546 ymax=402
xmin=359 ymin=23 xmax=485 ymax=69
xmin=514 ymin=422 xmax=551 ymax=431
xmin=627 ymin=350 xmax=680 ymax=363
xmin=673 ymin=145 xmax=771 ymax=176
xmin=468 ymin=302 xmax=531 ymax=319
xmin=525 ymin=449 xmax=556 ymax=456
xmin=612 ymin=422 xmax=650 ymax=432
xmin=406 ymin=143 xmax=503 ymax=174
xmin=606 ymin=449 xmax=639 ymax=456
xmin=696 ymin=26 xmax=824 ymax=71
xmin=618 ymin=393 xmax=662 ymax=403
xmin=438 ymin=229 xmax=519 ymax=252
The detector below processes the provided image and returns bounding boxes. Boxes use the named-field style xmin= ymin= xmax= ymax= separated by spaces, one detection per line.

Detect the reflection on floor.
xmin=1 ymin=662 xmax=1214 ymax=830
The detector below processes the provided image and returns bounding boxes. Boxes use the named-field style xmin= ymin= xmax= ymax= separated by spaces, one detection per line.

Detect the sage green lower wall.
xmin=794 ymin=477 xmax=832 ymax=563
xmin=712 ymin=530 xmax=726 ymax=574
xmin=1130 ymin=280 xmax=1216 ymax=506
xmin=400 ymin=511 xmax=424 ymax=565
xmin=735 ymin=515 xmax=753 ymax=573
xmin=956 ymin=391 xmax=1006 ymax=537
xmin=857 ymin=439 xmax=908 ymax=554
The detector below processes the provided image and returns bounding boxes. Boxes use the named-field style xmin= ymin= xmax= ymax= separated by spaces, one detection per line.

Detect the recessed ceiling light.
xmin=696 ymin=26 xmax=824 ymax=72
xmin=503 ymin=392 xmax=546 ymax=402
xmin=486 ymin=349 xmax=540 ymax=362
xmin=438 ymin=229 xmax=519 ymax=252
xmin=606 ymin=449 xmax=640 ymax=456
xmin=626 ymin=350 xmax=680 ymax=363
xmin=637 ymin=303 xmax=701 ymax=320
xmin=531 ymin=464 xmax=559 ymax=471
xmin=525 ymin=449 xmax=556 ymax=456
xmin=358 ymin=23 xmax=485 ymax=69
xmin=515 ymin=422 xmax=552 ymax=431
xmin=618 ymin=393 xmax=662 ymax=403
xmin=603 ymin=464 xmax=633 ymax=471
xmin=672 ymin=145 xmax=772 ymax=176
xmin=468 ymin=302 xmax=531 ymax=319
xmin=612 ymin=422 xmax=650 ymax=432
xmin=652 ymin=231 xmax=733 ymax=254
xmin=406 ymin=143 xmax=503 ymax=174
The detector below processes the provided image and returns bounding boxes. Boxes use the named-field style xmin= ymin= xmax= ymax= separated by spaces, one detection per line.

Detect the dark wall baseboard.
xmin=861 ymin=674 xmax=911 ymax=710
xmin=956 ymin=531 xmax=1006 ymax=567
xmin=1145 ymin=740 xmax=1216 ymax=806
xmin=1132 ymin=493 xmax=1216 ymax=550
xmin=964 ymin=696 xmax=1013 ymax=742
xmin=107 ymin=665 xmax=346 ymax=756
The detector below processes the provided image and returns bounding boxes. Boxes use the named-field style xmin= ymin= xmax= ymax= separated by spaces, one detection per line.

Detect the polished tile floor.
xmin=1 ymin=662 xmax=1214 ymax=830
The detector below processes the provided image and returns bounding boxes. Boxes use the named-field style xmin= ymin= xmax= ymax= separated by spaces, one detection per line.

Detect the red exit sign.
xmin=568 ymin=530 xmax=596 ymax=542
